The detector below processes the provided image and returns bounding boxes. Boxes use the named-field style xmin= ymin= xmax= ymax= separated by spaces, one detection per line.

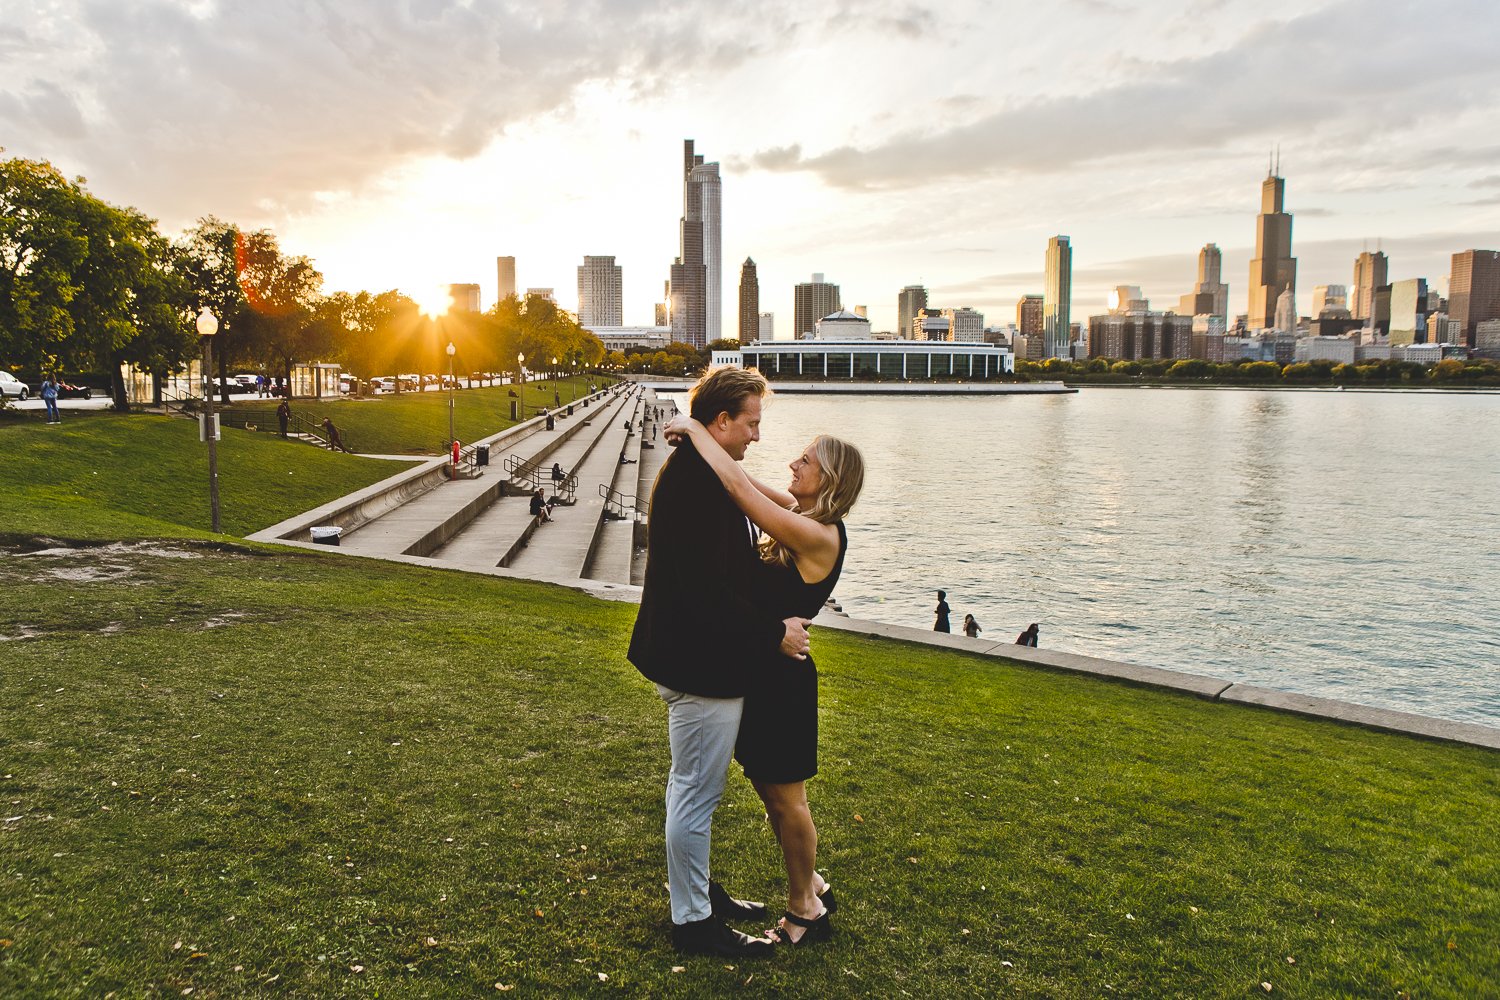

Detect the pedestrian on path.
xmin=276 ymin=399 xmax=290 ymax=437
xmin=933 ymin=590 xmax=950 ymax=633
xmin=40 ymin=375 xmax=60 ymax=423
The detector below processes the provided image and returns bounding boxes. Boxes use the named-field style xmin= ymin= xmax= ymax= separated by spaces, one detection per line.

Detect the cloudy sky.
xmin=4 ymin=0 xmax=1498 ymax=336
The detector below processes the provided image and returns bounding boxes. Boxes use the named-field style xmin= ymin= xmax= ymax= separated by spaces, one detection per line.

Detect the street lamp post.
xmin=446 ymin=342 xmax=457 ymax=447
xmin=196 ymin=307 xmax=221 ymax=533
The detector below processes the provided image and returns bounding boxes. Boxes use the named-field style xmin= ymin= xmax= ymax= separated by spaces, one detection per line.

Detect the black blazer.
xmin=628 ymin=440 xmax=784 ymax=697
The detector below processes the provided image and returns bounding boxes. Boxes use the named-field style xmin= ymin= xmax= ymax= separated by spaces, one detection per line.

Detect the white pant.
xmin=656 ymin=684 xmax=744 ymax=924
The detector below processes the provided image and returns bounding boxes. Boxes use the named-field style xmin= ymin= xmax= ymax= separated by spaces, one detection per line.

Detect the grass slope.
xmin=0 ymin=413 xmax=414 ymax=541
xmin=0 ymin=546 xmax=1496 ymax=999
xmin=223 ymin=376 xmax=603 ymax=456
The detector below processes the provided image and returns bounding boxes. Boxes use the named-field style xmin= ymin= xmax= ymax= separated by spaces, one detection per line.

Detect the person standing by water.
xmin=1016 ymin=623 xmax=1039 ymax=647
xmin=629 ymin=366 xmax=808 ymax=958
xmin=933 ymin=590 xmax=951 ymax=633
xmin=963 ymin=614 xmax=982 ymax=639
xmin=40 ymin=375 xmax=60 ymax=424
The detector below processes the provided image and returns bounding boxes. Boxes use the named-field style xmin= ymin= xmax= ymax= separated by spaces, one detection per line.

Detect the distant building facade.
xmin=738 ymin=258 xmax=759 ymax=343
xmin=496 ymin=256 xmax=516 ymax=302
xmin=942 ymin=307 xmax=985 ymax=342
xmin=794 ymin=274 xmax=842 ymax=339
xmin=577 ymin=256 xmax=623 ymax=327
xmin=1087 ymin=311 xmax=1193 ymax=362
xmin=814 ymin=310 xmax=872 ymax=339
xmin=1388 ymin=278 xmax=1429 ymax=346
xmin=1044 ymin=236 xmax=1072 ymax=358
xmin=740 ymin=339 xmax=1014 ymax=380
xmin=897 ymin=285 xmax=928 ymax=342
xmin=1448 ymin=249 xmax=1500 ymax=347
xmin=585 ymin=326 xmax=671 ymax=353
xmin=758 ymin=312 xmax=774 ymax=340
xmin=448 ymin=283 xmax=481 ymax=313
xmin=1016 ymin=294 xmax=1043 ymax=336
xmin=668 ymin=139 xmax=721 ymax=348
xmin=1352 ymin=250 xmax=1388 ymax=321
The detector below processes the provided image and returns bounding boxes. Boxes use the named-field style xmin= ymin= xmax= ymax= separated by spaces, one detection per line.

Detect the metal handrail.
xmin=599 ymin=483 xmax=648 ymax=520
xmin=505 ymin=454 xmax=543 ymax=487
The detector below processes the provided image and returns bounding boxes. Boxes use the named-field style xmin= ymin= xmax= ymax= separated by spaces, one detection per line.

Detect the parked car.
xmin=0 ymin=371 xmax=30 ymax=400
xmin=56 ymin=380 xmax=92 ymax=400
xmin=232 ymin=374 xmax=260 ymax=392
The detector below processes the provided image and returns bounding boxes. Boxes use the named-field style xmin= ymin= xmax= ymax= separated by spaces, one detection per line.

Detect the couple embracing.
xmin=628 ymin=366 xmax=865 ymax=956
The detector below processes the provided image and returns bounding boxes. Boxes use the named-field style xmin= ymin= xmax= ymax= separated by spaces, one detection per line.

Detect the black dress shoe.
xmin=671 ymin=915 xmax=775 ymax=957
xmin=709 ymin=880 xmax=768 ymax=921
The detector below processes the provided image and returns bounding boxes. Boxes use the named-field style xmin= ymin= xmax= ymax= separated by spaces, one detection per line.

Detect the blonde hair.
xmin=760 ymin=435 xmax=865 ymax=569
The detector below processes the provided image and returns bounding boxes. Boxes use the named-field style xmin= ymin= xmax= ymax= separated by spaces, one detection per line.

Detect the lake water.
xmin=663 ymin=386 xmax=1500 ymax=726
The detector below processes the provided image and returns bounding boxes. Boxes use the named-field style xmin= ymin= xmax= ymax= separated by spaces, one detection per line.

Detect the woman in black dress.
xmin=666 ymin=414 xmax=865 ymax=947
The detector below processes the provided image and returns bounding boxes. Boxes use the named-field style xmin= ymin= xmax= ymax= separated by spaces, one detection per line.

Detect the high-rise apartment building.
xmin=1448 ymin=249 xmax=1500 ymax=347
xmin=496 ymin=256 xmax=516 ymax=302
xmin=897 ymin=285 xmax=928 ymax=341
xmin=1248 ymin=170 xmax=1297 ymax=329
xmin=668 ymin=139 xmax=721 ymax=348
xmin=1044 ymin=236 xmax=1072 ymax=358
xmin=794 ymin=274 xmax=841 ymax=340
xmin=1352 ymin=250 xmax=1389 ymax=321
xmin=577 ymin=256 xmax=623 ymax=327
xmin=738 ymin=258 xmax=759 ymax=343
xmin=758 ymin=312 xmax=774 ymax=341
xmin=448 ymin=284 xmax=481 ymax=313
xmin=1016 ymin=294 xmax=1044 ymax=336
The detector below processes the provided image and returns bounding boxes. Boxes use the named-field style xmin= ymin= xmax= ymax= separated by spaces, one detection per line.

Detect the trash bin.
xmin=310 ymin=526 xmax=343 ymax=546
xmin=476 ymin=444 xmax=489 ymax=466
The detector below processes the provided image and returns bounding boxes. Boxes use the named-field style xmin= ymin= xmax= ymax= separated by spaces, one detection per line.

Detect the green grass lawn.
xmin=222 ymin=376 xmax=604 ymax=456
xmin=1 ymin=401 xmax=1495 ymax=998
xmin=0 ymin=413 xmax=416 ymax=541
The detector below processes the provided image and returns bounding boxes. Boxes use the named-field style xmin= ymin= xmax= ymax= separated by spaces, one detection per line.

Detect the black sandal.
xmin=771 ymin=908 xmax=832 ymax=947
xmin=817 ymin=882 xmax=838 ymax=914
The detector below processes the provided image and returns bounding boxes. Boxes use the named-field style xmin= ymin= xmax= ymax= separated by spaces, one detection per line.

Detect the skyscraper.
xmin=577 ymin=256 xmax=623 ymax=327
xmin=1352 ymin=250 xmax=1388 ymax=321
xmin=667 ymin=139 xmax=722 ymax=348
xmin=897 ymin=285 xmax=928 ymax=340
xmin=738 ymin=258 xmax=759 ymax=343
xmin=1179 ymin=243 xmax=1228 ymax=318
xmin=794 ymin=274 xmax=841 ymax=340
xmin=1311 ymin=285 xmax=1349 ymax=317
xmin=1044 ymin=236 xmax=1072 ymax=358
xmin=758 ymin=312 xmax=774 ymax=340
xmin=496 ymin=256 xmax=516 ymax=302
xmin=1248 ymin=167 xmax=1297 ymax=330
xmin=1448 ymin=249 xmax=1500 ymax=347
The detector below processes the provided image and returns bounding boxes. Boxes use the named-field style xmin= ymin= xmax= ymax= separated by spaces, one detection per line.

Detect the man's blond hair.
xmin=688 ymin=366 xmax=770 ymax=424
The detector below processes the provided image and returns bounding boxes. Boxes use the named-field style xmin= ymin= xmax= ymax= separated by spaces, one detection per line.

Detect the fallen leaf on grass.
xmin=0 ymin=940 xmax=12 ymax=948
xmin=424 ymin=937 xmax=438 ymax=948
xmin=671 ymin=966 xmax=685 ymax=973
xmin=350 ymin=965 xmax=364 ymax=974
xmin=1001 ymin=961 xmax=1013 ymax=968
xmin=494 ymin=983 xmax=513 ymax=992
xmin=1285 ymin=956 xmax=1295 ymax=965
xmin=189 ymin=952 xmax=208 ymax=960
xmin=1261 ymin=983 xmax=1273 ymax=993
xmin=907 ymin=857 xmax=919 ymax=865
xmin=854 ymin=814 xmax=863 ymax=822
xmin=597 ymin=973 xmax=608 ymax=982
xmin=534 ymin=909 xmax=544 ymax=919
xmin=1447 ymin=938 xmax=1457 ymax=951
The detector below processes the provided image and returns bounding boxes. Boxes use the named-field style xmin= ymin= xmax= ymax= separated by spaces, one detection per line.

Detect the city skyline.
xmin=3 ymin=1 xmax=1497 ymax=336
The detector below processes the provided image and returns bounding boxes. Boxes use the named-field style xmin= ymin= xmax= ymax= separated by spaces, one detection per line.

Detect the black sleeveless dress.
xmin=735 ymin=521 xmax=847 ymax=784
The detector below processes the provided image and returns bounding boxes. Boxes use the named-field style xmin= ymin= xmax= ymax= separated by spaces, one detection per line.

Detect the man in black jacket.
xmin=628 ymin=367 xmax=811 ymax=957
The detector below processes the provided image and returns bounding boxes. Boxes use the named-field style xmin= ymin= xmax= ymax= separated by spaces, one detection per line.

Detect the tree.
xmin=0 ymin=156 xmax=89 ymax=373
xmin=177 ymin=218 xmax=248 ymax=405
xmin=234 ymin=230 xmax=328 ymax=392
xmin=1167 ymin=358 xmax=1210 ymax=379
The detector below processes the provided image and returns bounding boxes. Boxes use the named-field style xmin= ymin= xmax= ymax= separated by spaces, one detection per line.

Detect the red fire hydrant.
xmin=451 ymin=440 xmax=460 ymax=480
